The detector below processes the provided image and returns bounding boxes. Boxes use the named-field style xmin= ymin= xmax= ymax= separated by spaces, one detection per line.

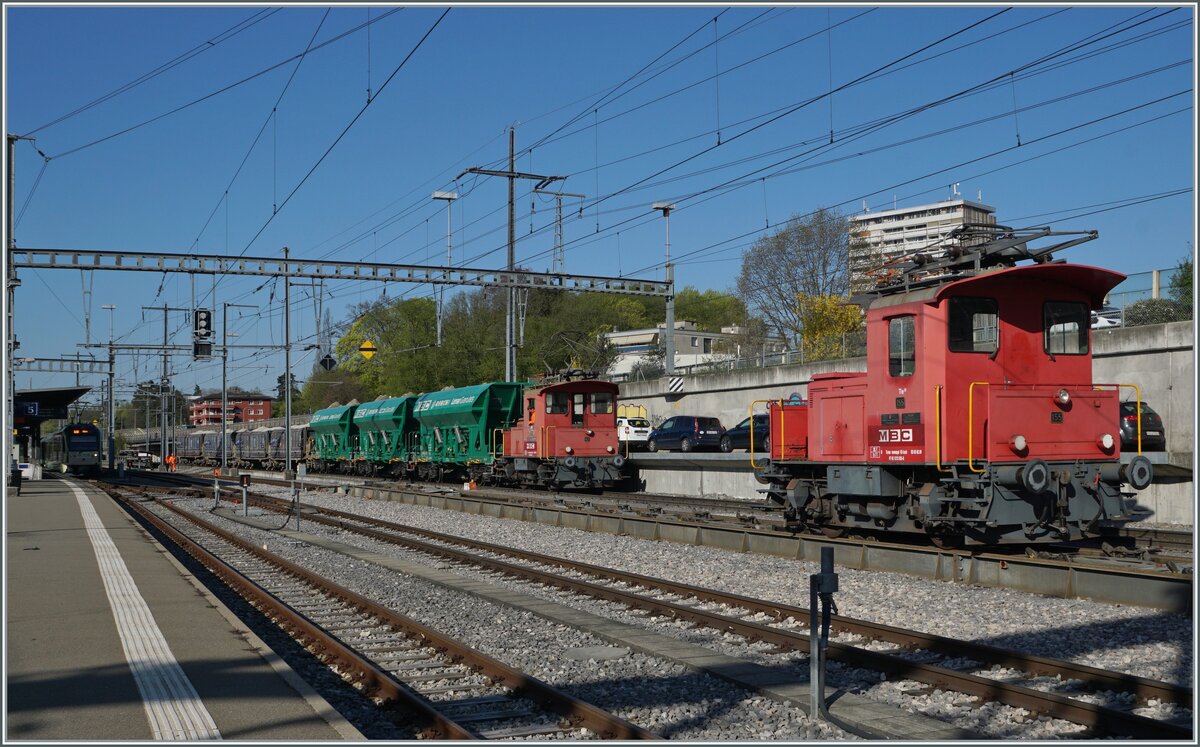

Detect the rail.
xmin=113 ymin=486 xmax=659 ymax=739
xmin=234 ymin=489 xmax=1191 ymax=739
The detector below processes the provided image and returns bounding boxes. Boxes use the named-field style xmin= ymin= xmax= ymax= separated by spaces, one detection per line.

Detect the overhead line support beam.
xmin=10 ymin=249 xmax=671 ymax=296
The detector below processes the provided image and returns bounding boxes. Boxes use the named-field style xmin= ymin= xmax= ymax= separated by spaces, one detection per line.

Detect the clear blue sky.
xmin=4 ymin=4 xmax=1195 ymax=404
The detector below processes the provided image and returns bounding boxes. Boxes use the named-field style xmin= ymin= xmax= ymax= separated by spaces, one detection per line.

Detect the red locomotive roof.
xmin=934 ymin=263 xmax=1126 ymax=308
xmin=527 ymin=379 xmax=619 ymax=395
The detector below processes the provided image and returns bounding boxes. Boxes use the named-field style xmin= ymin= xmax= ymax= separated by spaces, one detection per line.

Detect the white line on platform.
xmin=67 ymin=480 xmax=221 ymax=740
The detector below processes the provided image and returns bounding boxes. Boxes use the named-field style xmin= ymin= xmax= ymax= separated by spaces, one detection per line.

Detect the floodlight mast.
xmin=101 ymin=304 xmax=116 ymax=470
xmin=652 ymin=202 xmax=677 ymax=375
xmin=432 ymin=190 xmax=458 ymax=346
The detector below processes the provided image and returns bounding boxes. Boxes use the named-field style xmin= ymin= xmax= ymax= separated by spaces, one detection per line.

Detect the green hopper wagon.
xmin=309 ymin=403 xmax=358 ymax=472
xmin=412 ymin=383 xmax=524 ymax=481
xmin=353 ymin=396 xmax=418 ymax=477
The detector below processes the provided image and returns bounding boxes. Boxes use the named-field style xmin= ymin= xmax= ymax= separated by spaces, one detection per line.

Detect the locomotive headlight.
xmin=564 ymin=446 xmax=574 ymax=454
xmin=1097 ymin=433 xmax=1115 ymax=451
xmin=586 ymin=429 xmax=594 ymax=437
xmin=1054 ymin=388 xmax=1071 ymax=406
xmin=1009 ymin=434 xmax=1028 ymax=453
xmin=606 ymin=445 xmax=615 ymax=453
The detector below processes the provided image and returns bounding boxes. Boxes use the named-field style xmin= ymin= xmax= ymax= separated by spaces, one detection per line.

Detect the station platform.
xmin=4 ymin=476 xmax=361 ymax=741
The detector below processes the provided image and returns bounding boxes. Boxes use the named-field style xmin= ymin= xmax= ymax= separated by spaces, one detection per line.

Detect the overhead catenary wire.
xmin=19 ymin=8 xmax=280 ymax=137
xmin=99 ymin=172 xmax=1188 ymax=399
xmin=14 ymin=140 xmax=51 ymax=229
xmin=237 ymin=8 xmax=451 ymax=255
xmin=189 ymin=9 xmax=331 ymax=253
xmin=45 ymin=8 xmax=404 ymax=160
xmin=585 ymin=8 xmax=1015 ymax=216
xmin=446 ymin=24 xmax=1191 ymax=282
xmin=636 ymin=98 xmax=1192 ymax=277
xmin=63 ymin=10 xmax=1180 ymax=391
xmin=274 ymin=5 xmax=1119 ymax=284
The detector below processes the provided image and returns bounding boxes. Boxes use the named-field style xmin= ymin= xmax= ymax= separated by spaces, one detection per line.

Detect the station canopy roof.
xmin=13 ymin=386 xmax=92 ymax=436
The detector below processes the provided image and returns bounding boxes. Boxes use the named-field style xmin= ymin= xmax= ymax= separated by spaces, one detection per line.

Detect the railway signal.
xmin=193 ymin=308 xmax=213 ymax=360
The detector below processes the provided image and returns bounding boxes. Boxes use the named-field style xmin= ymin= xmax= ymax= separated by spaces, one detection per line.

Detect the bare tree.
xmin=736 ymin=208 xmax=849 ymax=347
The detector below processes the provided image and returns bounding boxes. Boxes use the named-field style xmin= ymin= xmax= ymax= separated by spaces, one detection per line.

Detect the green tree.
xmin=298 ymin=367 xmax=372 ymax=414
xmin=673 ymin=286 xmax=748 ymax=332
xmin=275 ymin=372 xmax=300 ymax=402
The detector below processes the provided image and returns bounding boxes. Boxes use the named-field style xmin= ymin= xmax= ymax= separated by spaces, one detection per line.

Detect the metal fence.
xmin=610 ymin=331 xmax=868 ymax=383
xmin=1104 ymin=267 xmax=1181 ymax=313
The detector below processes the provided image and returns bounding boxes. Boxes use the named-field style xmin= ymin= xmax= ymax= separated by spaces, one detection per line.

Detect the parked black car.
xmin=720 ymin=414 xmax=770 ymax=453
xmin=1120 ymin=401 xmax=1166 ymax=451
xmin=647 ymin=416 xmax=724 ymax=452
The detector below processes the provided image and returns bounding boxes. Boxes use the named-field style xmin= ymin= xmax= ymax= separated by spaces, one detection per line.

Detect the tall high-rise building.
xmin=849 ymin=197 xmax=996 ymax=292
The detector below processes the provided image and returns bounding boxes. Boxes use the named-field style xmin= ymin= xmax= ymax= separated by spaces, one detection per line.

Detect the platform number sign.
xmin=193 ymin=308 xmax=213 ymax=360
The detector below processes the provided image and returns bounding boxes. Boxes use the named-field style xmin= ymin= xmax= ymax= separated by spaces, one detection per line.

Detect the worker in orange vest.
xmin=166 ymin=453 xmax=177 ymax=472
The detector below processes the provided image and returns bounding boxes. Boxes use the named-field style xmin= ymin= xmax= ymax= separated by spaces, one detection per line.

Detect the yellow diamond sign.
xmin=359 ymin=340 xmax=378 ymax=360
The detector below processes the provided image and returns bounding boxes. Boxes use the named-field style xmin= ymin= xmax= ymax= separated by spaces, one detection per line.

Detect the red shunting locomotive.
xmin=498 ymin=370 xmax=627 ymax=488
xmin=757 ymin=225 xmax=1154 ymax=546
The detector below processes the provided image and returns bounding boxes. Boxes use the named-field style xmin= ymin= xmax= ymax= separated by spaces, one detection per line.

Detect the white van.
xmin=616 ymin=416 xmax=652 ymax=450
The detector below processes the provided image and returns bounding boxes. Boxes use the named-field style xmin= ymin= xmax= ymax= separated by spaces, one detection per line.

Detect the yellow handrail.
xmin=934 ymin=385 xmax=944 ymax=471
xmin=966 ymin=381 xmax=990 ymax=473
xmin=748 ymin=399 xmax=775 ymax=469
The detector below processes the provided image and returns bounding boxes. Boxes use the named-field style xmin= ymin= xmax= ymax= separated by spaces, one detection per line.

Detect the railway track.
xmin=146 ymin=468 xmax=1194 ymax=612
xmin=176 ymin=466 xmax=1192 ymax=554
xmin=125 ymin=474 xmax=1192 ymax=739
xmin=261 ymin=494 xmax=1193 ymax=739
xmin=98 ymin=481 xmax=658 ymax=741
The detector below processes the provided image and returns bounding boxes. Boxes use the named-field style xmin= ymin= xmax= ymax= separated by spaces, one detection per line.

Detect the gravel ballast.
xmin=154 ymin=486 xmax=1192 ymax=739
xmin=152 ymin=496 xmax=852 ymax=741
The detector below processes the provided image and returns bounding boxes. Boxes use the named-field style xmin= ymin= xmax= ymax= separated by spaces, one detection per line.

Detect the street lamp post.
xmin=432 ymin=190 xmax=458 ymax=346
xmin=652 ymin=202 xmax=677 ymax=375
xmin=101 ymin=304 xmax=116 ymax=470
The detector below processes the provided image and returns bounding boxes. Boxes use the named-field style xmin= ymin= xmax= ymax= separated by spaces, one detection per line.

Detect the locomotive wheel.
xmin=647 ymin=439 xmax=659 ymax=453
xmin=680 ymin=436 xmax=695 ymax=453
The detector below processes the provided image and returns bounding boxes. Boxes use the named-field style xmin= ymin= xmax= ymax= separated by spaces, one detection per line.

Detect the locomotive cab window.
xmin=948 ymin=297 xmax=998 ymax=353
xmin=590 ymin=392 xmax=613 ymax=414
xmin=1044 ymin=301 xmax=1088 ymax=355
xmin=572 ymin=393 xmax=585 ymax=425
xmin=545 ymin=392 xmax=568 ymax=414
xmin=888 ymin=316 xmax=916 ymax=377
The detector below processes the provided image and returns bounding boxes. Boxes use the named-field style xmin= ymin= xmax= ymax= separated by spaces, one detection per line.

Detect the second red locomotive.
xmin=757 ymin=225 xmax=1154 ymax=546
